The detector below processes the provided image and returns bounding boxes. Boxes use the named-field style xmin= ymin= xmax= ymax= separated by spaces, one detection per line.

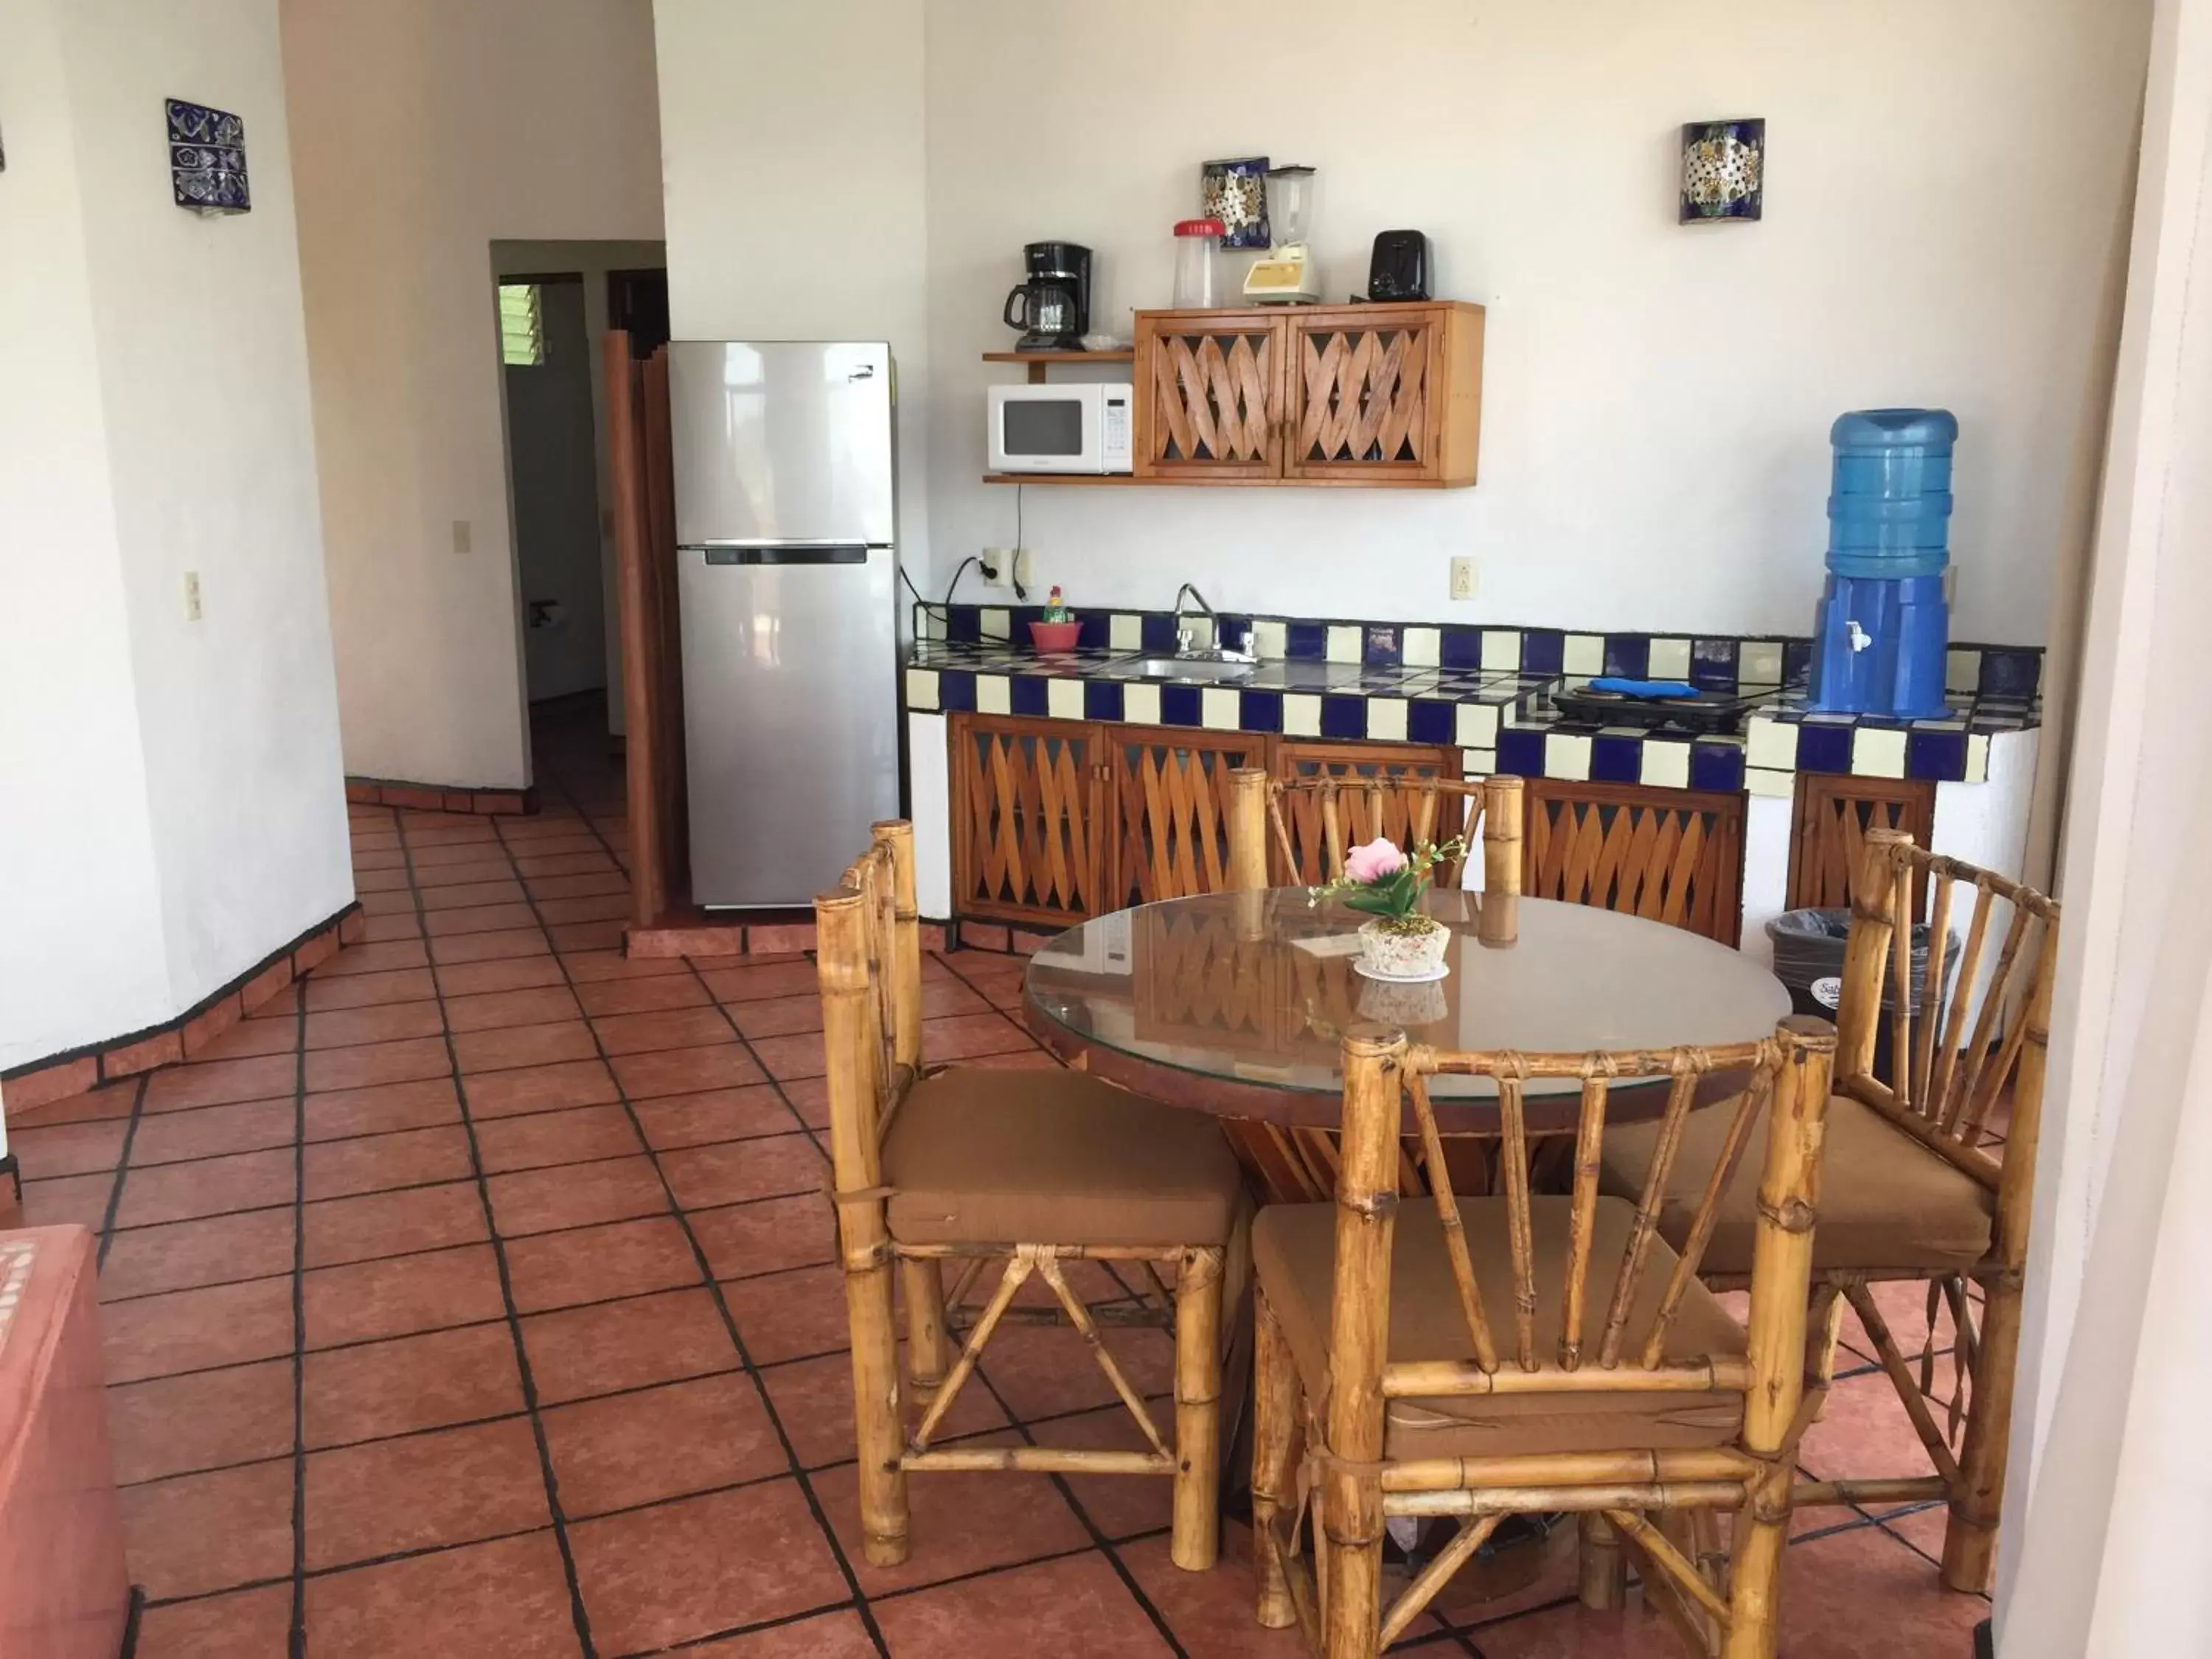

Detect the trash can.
xmin=1765 ymin=908 xmax=1955 ymax=1077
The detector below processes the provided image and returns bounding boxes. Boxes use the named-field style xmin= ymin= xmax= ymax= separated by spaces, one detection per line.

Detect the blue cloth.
xmin=1588 ymin=677 xmax=1699 ymax=700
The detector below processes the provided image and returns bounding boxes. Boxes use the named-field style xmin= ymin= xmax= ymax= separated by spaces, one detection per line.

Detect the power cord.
xmin=900 ymin=555 xmax=981 ymax=625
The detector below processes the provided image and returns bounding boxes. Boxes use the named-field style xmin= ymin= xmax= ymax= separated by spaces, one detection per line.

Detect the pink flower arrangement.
xmin=1309 ymin=831 xmax=1465 ymax=927
xmin=1343 ymin=838 xmax=1407 ymax=884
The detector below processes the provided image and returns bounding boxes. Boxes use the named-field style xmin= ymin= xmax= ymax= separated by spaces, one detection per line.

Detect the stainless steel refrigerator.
xmin=668 ymin=341 xmax=900 ymax=908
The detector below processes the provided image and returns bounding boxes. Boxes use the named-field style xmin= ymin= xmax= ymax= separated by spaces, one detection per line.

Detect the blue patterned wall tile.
xmin=167 ymin=98 xmax=251 ymax=213
xmin=938 ymin=670 xmax=977 ymax=712
xmin=1363 ymin=626 xmax=1401 ymax=667
xmin=1077 ymin=613 xmax=1111 ymax=650
xmin=1782 ymin=640 xmax=1814 ymax=686
xmin=1159 ymin=684 xmax=1202 ymax=727
xmin=1285 ymin=622 xmax=1329 ymax=660
xmin=1688 ymin=638 xmax=1739 ymax=691
xmin=1321 ymin=695 xmax=1367 ymax=740
xmin=1978 ymin=648 xmax=2041 ymax=700
xmin=945 ymin=606 xmax=981 ymax=644
xmin=1407 ymin=699 xmax=1456 ymax=745
xmin=1602 ymin=636 xmax=1650 ymax=680
xmin=1220 ymin=616 xmax=1255 ymax=654
xmin=1239 ymin=689 xmax=1284 ymax=733
xmin=1439 ymin=628 xmax=1485 ymax=672
xmin=1689 ymin=743 xmax=1744 ymax=793
xmin=1906 ymin=728 xmax=1967 ymax=781
xmin=1498 ymin=727 xmax=1546 ymax=776
xmin=1009 ymin=675 xmax=1049 ymax=716
xmin=1795 ymin=722 xmax=1852 ymax=773
xmin=1082 ymin=680 xmax=1124 ymax=722
xmin=1591 ymin=734 xmax=1644 ymax=783
xmin=1141 ymin=613 xmax=1181 ymax=654
xmin=1521 ymin=630 xmax=1565 ymax=675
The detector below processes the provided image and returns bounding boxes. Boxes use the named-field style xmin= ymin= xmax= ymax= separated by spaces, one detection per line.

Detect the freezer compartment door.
xmin=678 ymin=542 xmax=901 ymax=908
xmin=668 ymin=341 xmax=894 ymax=547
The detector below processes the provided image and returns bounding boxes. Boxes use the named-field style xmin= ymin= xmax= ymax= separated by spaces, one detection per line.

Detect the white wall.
xmin=284 ymin=0 xmax=665 ymax=790
xmin=0 ymin=0 xmax=352 ymax=1070
xmin=653 ymin=0 xmax=933 ymax=584
xmin=902 ymin=0 xmax=2146 ymax=644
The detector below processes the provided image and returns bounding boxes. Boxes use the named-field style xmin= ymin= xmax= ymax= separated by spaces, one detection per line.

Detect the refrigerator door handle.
xmin=690 ymin=543 xmax=872 ymax=566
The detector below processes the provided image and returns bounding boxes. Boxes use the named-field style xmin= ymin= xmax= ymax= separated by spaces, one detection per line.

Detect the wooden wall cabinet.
xmin=1130 ymin=302 xmax=1483 ymax=488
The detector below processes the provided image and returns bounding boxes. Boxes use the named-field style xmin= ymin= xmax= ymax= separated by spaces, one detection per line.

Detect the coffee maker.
xmin=1003 ymin=241 xmax=1092 ymax=350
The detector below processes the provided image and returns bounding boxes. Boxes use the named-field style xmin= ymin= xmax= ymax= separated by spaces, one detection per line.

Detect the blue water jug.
xmin=1806 ymin=409 xmax=1956 ymax=720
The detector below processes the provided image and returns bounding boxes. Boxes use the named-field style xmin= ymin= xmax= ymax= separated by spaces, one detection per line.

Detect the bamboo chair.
xmin=816 ymin=821 xmax=1248 ymax=1572
xmin=1225 ymin=769 xmax=1525 ymax=895
xmin=1596 ymin=828 xmax=2059 ymax=1592
xmin=1251 ymin=1017 xmax=1836 ymax=1658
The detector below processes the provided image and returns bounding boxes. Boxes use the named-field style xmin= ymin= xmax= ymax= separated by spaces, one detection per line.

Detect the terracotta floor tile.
xmin=114 ymin=1148 xmax=295 ymax=1228
xmin=302 ymin=1124 xmax=475 ymax=1200
xmin=127 ymin=1098 xmax=296 ymax=1166
xmin=540 ymin=1372 xmax=787 ymax=1517
xmin=436 ymin=954 xmax=570 ymax=997
xmin=303 ymin=965 xmax=437 ymax=1011
xmin=612 ymin=1043 xmax=765 ymax=1097
xmin=103 ymin=1274 xmax=295 ymax=1383
xmin=132 ymin=1582 xmax=293 ymax=1658
xmin=591 ymin=1006 xmax=736 ymax=1056
xmin=303 ymin=1531 xmax=582 ymax=1659
xmin=681 ymin=1610 xmax=877 ymax=1658
xmin=445 ymin=985 xmax=584 ymax=1034
xmin=538 ymin=892 xmax=631 ymax=926
xmin=425 ymin=901 xmax=541 ymax=937
xmin=1120 ymin=1526 xmax=1311 ymax=1658
xmin=1800 ymin=1372 xmax=1945 ymax=1491
xmin=305 ymin=1417 xmax=551 ymax=1571
xmin=407 ymin=835 xmax=502 ymax=866
xmin=1837 ymin=1276 xmax=1960 ymax=1367
xmin=504 ymin=1215 xmax=704 ymax=1313
xmin=117 ymin=1459 xmax=294 ymax=1601
xmin=512 ymin=850 xmax=622 ymax=879
xmin=145 ymin=1054 xmax=296 ymax=1111
xmin=473 ymin=1103 xmax=641 ymax=1173
xmin=11 ymin=1116 xmax=129 ymax=1178
xmin=550 ymin=917 xmax=626 ymax=953
xmin=302 ymin=1077 xmax=462 ymax=1141
xmin=303 ymin=1322 xmax=524 ymax=1447
xmin=520 ymin=1286 xmax=740 ymax=1405
xmin=568 ymin=1481 xmax=850 ymax=1654
xmin=430 ymin=926 xmax=553 ymax=966
xmin=744 ymin=1032 xmax=830 ymax=1083
xmin=726 ymin=994 xmax=827 ymax=1040
xmin=698 ymin=961 xmax=819 ymax=1004
xmin=757 ymin=1347 xmax=1002 ymax=1470
xmin=817 ymin=1453 xmax=1091 ymax=1598
xmin=454 ymin=1019 xmax=600 ymax=1074
xmin=302 ymin=1036 xmax=451 ymax=1093
xmin=302 ymin=1180 xmax=489 ymax=1268
xmin=920 ymin=1012 xmax=1036 ymax=1062
xmin=920 ymin=979 xmax=991 ymax=1018
xmin=562 ymin=950 xmax=695 ymax=984
xmin=465 ymin=1058 xmax=620 ymax=1119
xmin=185 ymin=1014 xmax=302 ymax=1061
xmin=8 ymin=1080 xmax=139 ymax=1126
xmin=633 ymin=1084 xmax=797 ymax=1150
xmin=100 ymin=1208 xmax=296 ymax=1300
xmin=487 ymin=1153 xmax=670 ymax=1237
xmin=303 ymin=1000 xmax=446 ymax=1051
xmin=108 ymin=1359 xmax=294 ymax=1485
xmin=312 ymin=939 xmax=431 ymax=978
xmin=526 ymin=871 xmax=630 ymax=901
xmin=976 ymin=1323 xmax=1175 ymax=1423
xmin=773 ymin=1077 xmax=832 ymax=1130
xmin=659 ymin=1133 xmax=825 ymax=1210
xmin=302 ymin=1242 xmax=508 ymax=1349
xmin=943 ymin=1048 xmax=1059 ymax=1074
xmin=355 ymin=911 xmax=423 ymax=944
xmin=718 ymin=1263 xmax=850 ymax=1365
xmin=574 ymin=972 xmax=711 ymax=1018
xmin=419 ymin=877 xmax=526 ymax=911
xmin=869 ymin=1551 xmax=1172 ymax=1658
xmin=689 ymin=1193 xmax=837 ymax=1281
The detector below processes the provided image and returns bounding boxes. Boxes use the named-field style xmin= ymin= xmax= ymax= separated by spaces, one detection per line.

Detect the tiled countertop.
xmin=900 ymin=640 xmax=2040 ymax=791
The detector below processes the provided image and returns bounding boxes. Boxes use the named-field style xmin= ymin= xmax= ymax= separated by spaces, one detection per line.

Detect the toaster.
xmin=1366 ymin=230 xmax=1431 ymax=302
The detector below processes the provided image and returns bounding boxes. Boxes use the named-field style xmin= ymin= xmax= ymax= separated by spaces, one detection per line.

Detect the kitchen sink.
xmin=1117 ymin=655 xmax=1259 ymax=684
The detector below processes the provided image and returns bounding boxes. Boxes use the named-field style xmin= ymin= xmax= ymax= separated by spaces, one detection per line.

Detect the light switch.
xmin=184 ymin=570 xmax=203 ymax=621
xmin=1449 ymin=557 xmax=1478 ymax=601
xmin=452 ymin=519 xmax=473 ymax=555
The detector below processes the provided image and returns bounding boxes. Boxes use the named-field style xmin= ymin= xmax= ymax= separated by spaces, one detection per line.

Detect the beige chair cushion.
xmin=1251 ymin=1195 xmax=1747 ymax=1459
xmin=1598 ymin=1092 xmax=1994 ymax=1276
xmin=881 ymin=1065 xmax=1247 ymax=1248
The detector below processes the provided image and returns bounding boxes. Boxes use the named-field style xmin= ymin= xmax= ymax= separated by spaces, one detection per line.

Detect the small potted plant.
xmin=1311 ymin=834 xmax=1464 ymax=980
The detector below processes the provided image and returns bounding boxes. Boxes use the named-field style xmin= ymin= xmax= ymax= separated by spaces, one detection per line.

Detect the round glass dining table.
xmin=1023 ymin=888 xmax=1790 ymax=1143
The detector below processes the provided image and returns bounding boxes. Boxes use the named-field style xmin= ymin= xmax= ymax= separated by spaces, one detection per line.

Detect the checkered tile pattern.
xmin=5 ymin=698 xmax=1992 ymax=1656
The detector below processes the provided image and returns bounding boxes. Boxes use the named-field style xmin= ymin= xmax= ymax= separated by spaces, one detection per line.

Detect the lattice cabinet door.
xmin=1107 ymin=728 xmax=1270 ymax=907
xmin=1131 ymin=313 xmax=1286 ymax=481
xmin=948 ymin=714 xmax=1105 ymax=926
xmin=1523 ymin=779 xmax=1747 ymax=946
xmin=1787 ymin=773 xmax=1937 ymax=911
xmin=1270 ymin=742 xmax=1464 ymax=885
xmin=1282 ymin=302 xmax=1483 ymax=486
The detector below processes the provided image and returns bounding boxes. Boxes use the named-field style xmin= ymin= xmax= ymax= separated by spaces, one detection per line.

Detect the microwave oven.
xmin=987 ymin=382 xmax=1134 ymax=475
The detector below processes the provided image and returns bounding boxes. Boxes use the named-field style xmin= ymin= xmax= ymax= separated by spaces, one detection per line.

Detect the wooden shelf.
xmin=982 ymin=349 xmax=1133 ymax=365
xmin=983 ymin=473 xmax=1150 ymax=487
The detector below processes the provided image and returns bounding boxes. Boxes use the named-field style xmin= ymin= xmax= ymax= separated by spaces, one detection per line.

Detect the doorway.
xmin=502 ymin=275 xmax=605 ymax=703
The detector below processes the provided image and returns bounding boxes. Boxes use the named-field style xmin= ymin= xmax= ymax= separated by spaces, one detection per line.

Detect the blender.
xmin=1242 ymin=165 xmax=1319 ymax=304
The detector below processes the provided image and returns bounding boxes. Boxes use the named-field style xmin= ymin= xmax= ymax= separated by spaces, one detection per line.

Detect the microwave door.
xmin=998 ymin=392 xmax=1100 ymax=473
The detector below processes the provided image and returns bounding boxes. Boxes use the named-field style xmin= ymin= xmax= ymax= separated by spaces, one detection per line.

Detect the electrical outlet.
xmin=452 ymin=519 xmax=473 ymax=555
xmin=1014 ymin=549 xmax=1035 ymax=591
xmin=1449 ymin=557 xmax=1478 ymax=601
xmin=979 ymin=547 xmax=1013 ymax=589
xmin=184 ymin=571 xmax=203 ymax=621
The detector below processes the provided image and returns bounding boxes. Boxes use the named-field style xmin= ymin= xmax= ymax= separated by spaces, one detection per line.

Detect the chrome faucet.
xmin=1172 ymin=582 xmax=1255 ymax=660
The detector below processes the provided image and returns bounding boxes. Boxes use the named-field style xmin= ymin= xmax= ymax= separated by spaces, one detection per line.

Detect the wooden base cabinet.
xmin=947 ymin=715 xmax=1106 ymax=928
xmin=1786 ymin=773 xmax=1937 ymax=911
xmin=1523 ymin=779 xmax=1747 ymax=946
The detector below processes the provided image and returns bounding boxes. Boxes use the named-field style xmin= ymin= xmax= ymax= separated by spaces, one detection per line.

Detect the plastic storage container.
xmin=1172 ymin=218 xmax=1225 ymax=308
